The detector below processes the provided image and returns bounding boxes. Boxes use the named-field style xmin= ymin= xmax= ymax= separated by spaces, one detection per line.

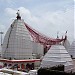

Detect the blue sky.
xmin=0 ymin=0 xmax=74 ymax=43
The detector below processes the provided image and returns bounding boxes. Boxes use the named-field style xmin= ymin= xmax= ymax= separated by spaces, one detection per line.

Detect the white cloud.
xmin=0 ymin=24 xmax=5 ymax=31
xmin=0 ymin=24 xmax=6 ymax=42
xmin=0 ymin=0 xmax=14 ymax=3
xmin=5 ymin=8 xmax=16 ymax=17
xmin=5 ymin=7 xmax=74 ymax=42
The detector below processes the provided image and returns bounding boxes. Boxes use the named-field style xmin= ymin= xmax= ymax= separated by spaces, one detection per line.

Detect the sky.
xmin=0 ymin=0 xmax=74 ymax=44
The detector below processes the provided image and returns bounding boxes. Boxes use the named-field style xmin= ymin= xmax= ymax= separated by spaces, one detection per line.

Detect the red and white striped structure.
xmin=24 ymin=22 xmax=67 ymax=54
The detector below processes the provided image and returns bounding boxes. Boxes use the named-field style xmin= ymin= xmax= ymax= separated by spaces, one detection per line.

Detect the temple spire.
xmin=64 ymin=31 xmax=67 ymax=40
xmin=57 ymin=31 xmax=59 ymax=39
xmin=16 ymin=10 xmax=21 ymax=20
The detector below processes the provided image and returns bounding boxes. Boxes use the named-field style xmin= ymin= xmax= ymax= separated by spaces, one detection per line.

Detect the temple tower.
xmin=40 ymin=45 xmax=74 ymax=72
xmin=2 ymin=11 xmax=33 ymax=59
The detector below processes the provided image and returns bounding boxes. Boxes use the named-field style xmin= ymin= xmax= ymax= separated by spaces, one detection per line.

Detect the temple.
xmin=0 ymin=11 xmax=75 ymax=74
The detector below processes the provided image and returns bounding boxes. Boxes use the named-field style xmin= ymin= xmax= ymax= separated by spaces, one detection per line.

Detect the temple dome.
xmin=40 ymin=45 xmax=74 ymax=72
xmin=68 ymin=40 xmax=75 ymax=58
xmin=2 ymin=18 xmax=33 ymax=59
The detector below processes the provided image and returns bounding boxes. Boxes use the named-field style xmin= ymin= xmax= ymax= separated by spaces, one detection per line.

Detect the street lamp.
xmin=0 ymin=31 xmax=4 ymax=46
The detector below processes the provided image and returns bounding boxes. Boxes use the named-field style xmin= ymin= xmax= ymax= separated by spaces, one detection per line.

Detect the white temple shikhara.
xmin=40 ymin=45 xmax=74 ymax=72
xmin=2 ymin=11 xmax=33 ymax=59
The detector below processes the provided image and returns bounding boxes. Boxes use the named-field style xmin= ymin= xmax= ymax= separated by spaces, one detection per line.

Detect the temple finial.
xmin=62 ymin=36 xmax=63 ymax=39
xmin=57 ymin=31 xmax=59 ymax=39
xmin=64 ymin=31 xmax=68 ymax=40
xmin=16 ymin=10 xmax=21 ymax=20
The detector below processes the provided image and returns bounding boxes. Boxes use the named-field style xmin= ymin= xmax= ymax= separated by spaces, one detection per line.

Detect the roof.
xmin=2 ymin=18 xmax=33 ymax=59
xmin=40 ymin=45 xmax=74 ymax=70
